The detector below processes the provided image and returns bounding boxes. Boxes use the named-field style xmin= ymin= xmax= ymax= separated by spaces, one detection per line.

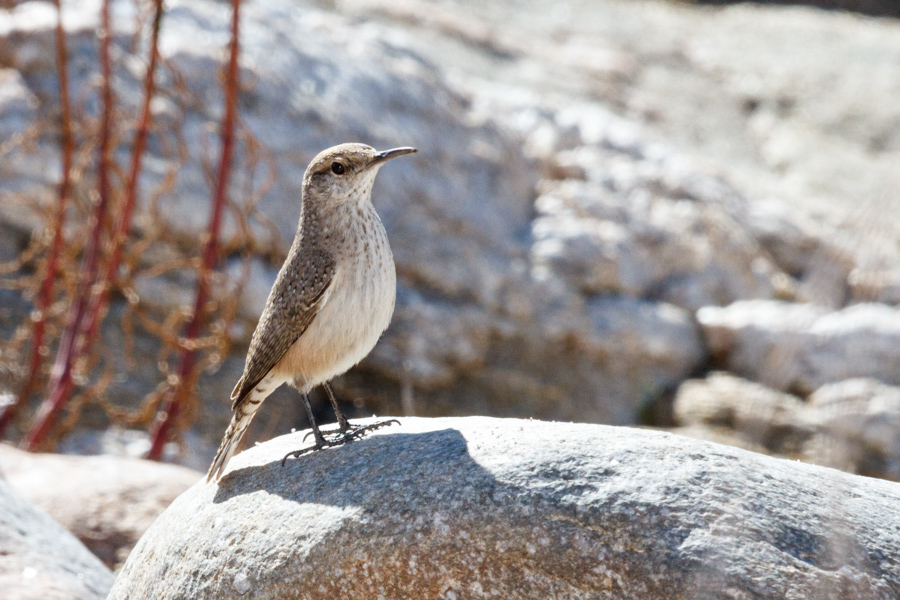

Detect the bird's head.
xmin=302 ymin=143 xmax=417 ymax=207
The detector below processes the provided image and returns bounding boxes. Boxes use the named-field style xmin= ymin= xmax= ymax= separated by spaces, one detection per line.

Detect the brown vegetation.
xmin=0 ymin=0 xmax=270 ymax=456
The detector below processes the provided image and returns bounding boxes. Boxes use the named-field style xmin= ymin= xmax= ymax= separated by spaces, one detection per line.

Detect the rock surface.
xmin=109 ymin=416 xmax=900 ymax=599
xmin=0 ymin=477 xmax=113 ymax=600
xmin=0 ymin=444 xmax=202 ymax=569
xmin=527 ymin=129 xmax=785 ymax=311
xmin=354 ymin=0 xmax=900 ymax=303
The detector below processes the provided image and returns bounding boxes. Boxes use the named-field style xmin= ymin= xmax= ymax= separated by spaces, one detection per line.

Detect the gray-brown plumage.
xmin=207 ymin=143 xmax=416 ymax=481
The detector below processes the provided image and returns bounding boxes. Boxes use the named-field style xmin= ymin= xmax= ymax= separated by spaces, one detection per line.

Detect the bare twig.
xmin=147 ymin=0 xmax=242 ymax=460
xmin=25 ymin=0 xmax=117 ymax=451
xmin=83 ymin=0 xmax=165 ymax=343
xmin=0 ymin=0 xmax=74 ymax=440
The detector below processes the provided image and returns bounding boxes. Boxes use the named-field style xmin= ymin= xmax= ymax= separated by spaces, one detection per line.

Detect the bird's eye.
xmin=331 ymin=162 xmax=345 ymax=175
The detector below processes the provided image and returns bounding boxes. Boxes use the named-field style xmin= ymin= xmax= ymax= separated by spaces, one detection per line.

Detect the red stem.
xmin=83 ymin=0 xmax=164 ymax=342
xmin=146 ymin=0 xmax=241 ymax=460
xmin=25 ymin=0 xmax=116 ymax=451
xmin=0 ymin=0 xmax=74 ymax=438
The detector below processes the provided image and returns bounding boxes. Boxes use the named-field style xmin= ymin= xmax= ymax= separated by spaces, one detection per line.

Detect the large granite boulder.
xmin=0 ymin=477 xmax=113 ymax=600
xmin=109 ymin=416 xmax=900 ymax=599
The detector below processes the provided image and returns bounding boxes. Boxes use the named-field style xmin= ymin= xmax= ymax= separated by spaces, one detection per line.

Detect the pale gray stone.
xmin=0 ymin=444 xmax=202 ymax=569
xmin=673 ymin=372 xmax=813 ymax=454
xmin=0 ymin=476 xmax=113 ymax=600
xmin=670 ymin=375 xmax=900 ymax=482
xmin=698 ymin=301 xmax=900 ymax=394
xmin=806 ymin=379 xmax=900 ymax=480
xmin=109 ymin=416 xmax=900 ymax=599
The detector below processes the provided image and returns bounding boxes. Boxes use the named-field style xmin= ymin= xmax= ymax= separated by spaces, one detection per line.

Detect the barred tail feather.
xmin=207 ymin=407 xmax=257 ymax=482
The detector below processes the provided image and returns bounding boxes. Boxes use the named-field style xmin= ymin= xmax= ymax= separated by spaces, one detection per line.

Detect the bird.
xmin=206 ymin=143 xmax=416 ymax=482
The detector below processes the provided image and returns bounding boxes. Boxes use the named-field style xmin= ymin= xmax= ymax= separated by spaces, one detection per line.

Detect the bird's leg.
xmin=302 ymin=393 xmax=329 ymax=447
xmin=303 ymin=382 xmax=353 ymax=440
xmin=325 ymin=382 xmax=352 ymax=433
xmin=303 ymin=382 xmax=401 ymax=443
xmin=281 ymin=393 xmax=333 ymax=465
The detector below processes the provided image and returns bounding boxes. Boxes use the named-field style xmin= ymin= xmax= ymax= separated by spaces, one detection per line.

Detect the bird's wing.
xmin=230 ymin=247 xmax=335 ymax=409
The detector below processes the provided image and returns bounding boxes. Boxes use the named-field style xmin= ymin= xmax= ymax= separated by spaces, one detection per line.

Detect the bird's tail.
xmin=206 ymin=401 xmax=260 ymax=482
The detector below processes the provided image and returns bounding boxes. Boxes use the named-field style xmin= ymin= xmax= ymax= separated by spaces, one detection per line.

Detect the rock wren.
xmin=207 ymin=143 xmax=416 ymax=481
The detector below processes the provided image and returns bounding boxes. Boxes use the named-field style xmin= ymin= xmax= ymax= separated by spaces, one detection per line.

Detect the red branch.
xmin=25 ymin=0 xmax=116 ymax=451
xmin=146 ymin=0 xmax=241 ymax=460
xmin=0 ymin=0 xmax=75 ymax=439
xmin=83 ymin=0 xmax=164 ymax=343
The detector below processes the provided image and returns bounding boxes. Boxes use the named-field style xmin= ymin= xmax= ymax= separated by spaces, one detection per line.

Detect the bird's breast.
xmin=278 ymin=210 xmax=396 ymax=390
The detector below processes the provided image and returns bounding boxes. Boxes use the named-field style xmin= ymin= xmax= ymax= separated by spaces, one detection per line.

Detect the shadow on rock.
xmin=212 ymin=427 xmax=495 ymax=507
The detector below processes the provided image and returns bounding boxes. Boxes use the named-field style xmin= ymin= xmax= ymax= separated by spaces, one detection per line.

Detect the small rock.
xmin=673 ymin=371 xmax=812 ymax=454
xmin=805 ymin=378 xmax=900 ymax=480
xmin=698 ymin=300 xmax=900 ymax=394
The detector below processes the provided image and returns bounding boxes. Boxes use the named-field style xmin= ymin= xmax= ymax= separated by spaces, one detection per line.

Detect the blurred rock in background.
xmin=0 ymin=444 xmax=201 ymax=570
xmin=0 ymin=474 xmax=114 ymax=600
xmin=0 ymin=0 xmax=898 ymax=514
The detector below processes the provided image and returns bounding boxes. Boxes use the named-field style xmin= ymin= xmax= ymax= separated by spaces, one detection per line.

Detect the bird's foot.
xmin=303 ymin=419 xmax=401 ymax=442
xmin=336 ymin=418 xmax=401 ymax=442
xmin=283 ymin=420 xmax=399 ymax=466
xmin=302 ymin=426 xmax=347 ymax=441
xmin=280 ymin=436 xmax=335 ymax=466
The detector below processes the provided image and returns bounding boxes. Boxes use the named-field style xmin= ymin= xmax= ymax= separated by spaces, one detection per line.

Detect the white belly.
xmin=275 ymin=222 xmax=396 ymax=391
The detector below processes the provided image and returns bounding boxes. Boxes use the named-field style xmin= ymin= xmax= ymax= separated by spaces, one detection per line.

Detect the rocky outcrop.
xmin=0 ymin=0 xmax=716 ymax=445
xmin=109 ymin=416 xmax=900 ymax=599
xmin=0 ymin=444 xmax=201 ymax=569
xmin=2 ymin=0 xmax=900 ymax=471
xmin=0 ymin=477 xmax=113 ymax=600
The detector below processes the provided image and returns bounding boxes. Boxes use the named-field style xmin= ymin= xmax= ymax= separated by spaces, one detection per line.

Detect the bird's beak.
xmin=367 ymin=147 xmax=418 ymax=169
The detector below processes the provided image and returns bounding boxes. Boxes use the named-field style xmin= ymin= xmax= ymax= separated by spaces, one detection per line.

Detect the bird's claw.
xmin=343 ymin=418 xmax=401 ymax=440
xmin=303 ymin=426 xmax=345 ymax=442
xmin=281 ymin=436 xmax=335 ymax=466
xmin=285 ymin=419 xmax=401 ymax=465
xmin=302 ymin=419 xmax=401 ymax=442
